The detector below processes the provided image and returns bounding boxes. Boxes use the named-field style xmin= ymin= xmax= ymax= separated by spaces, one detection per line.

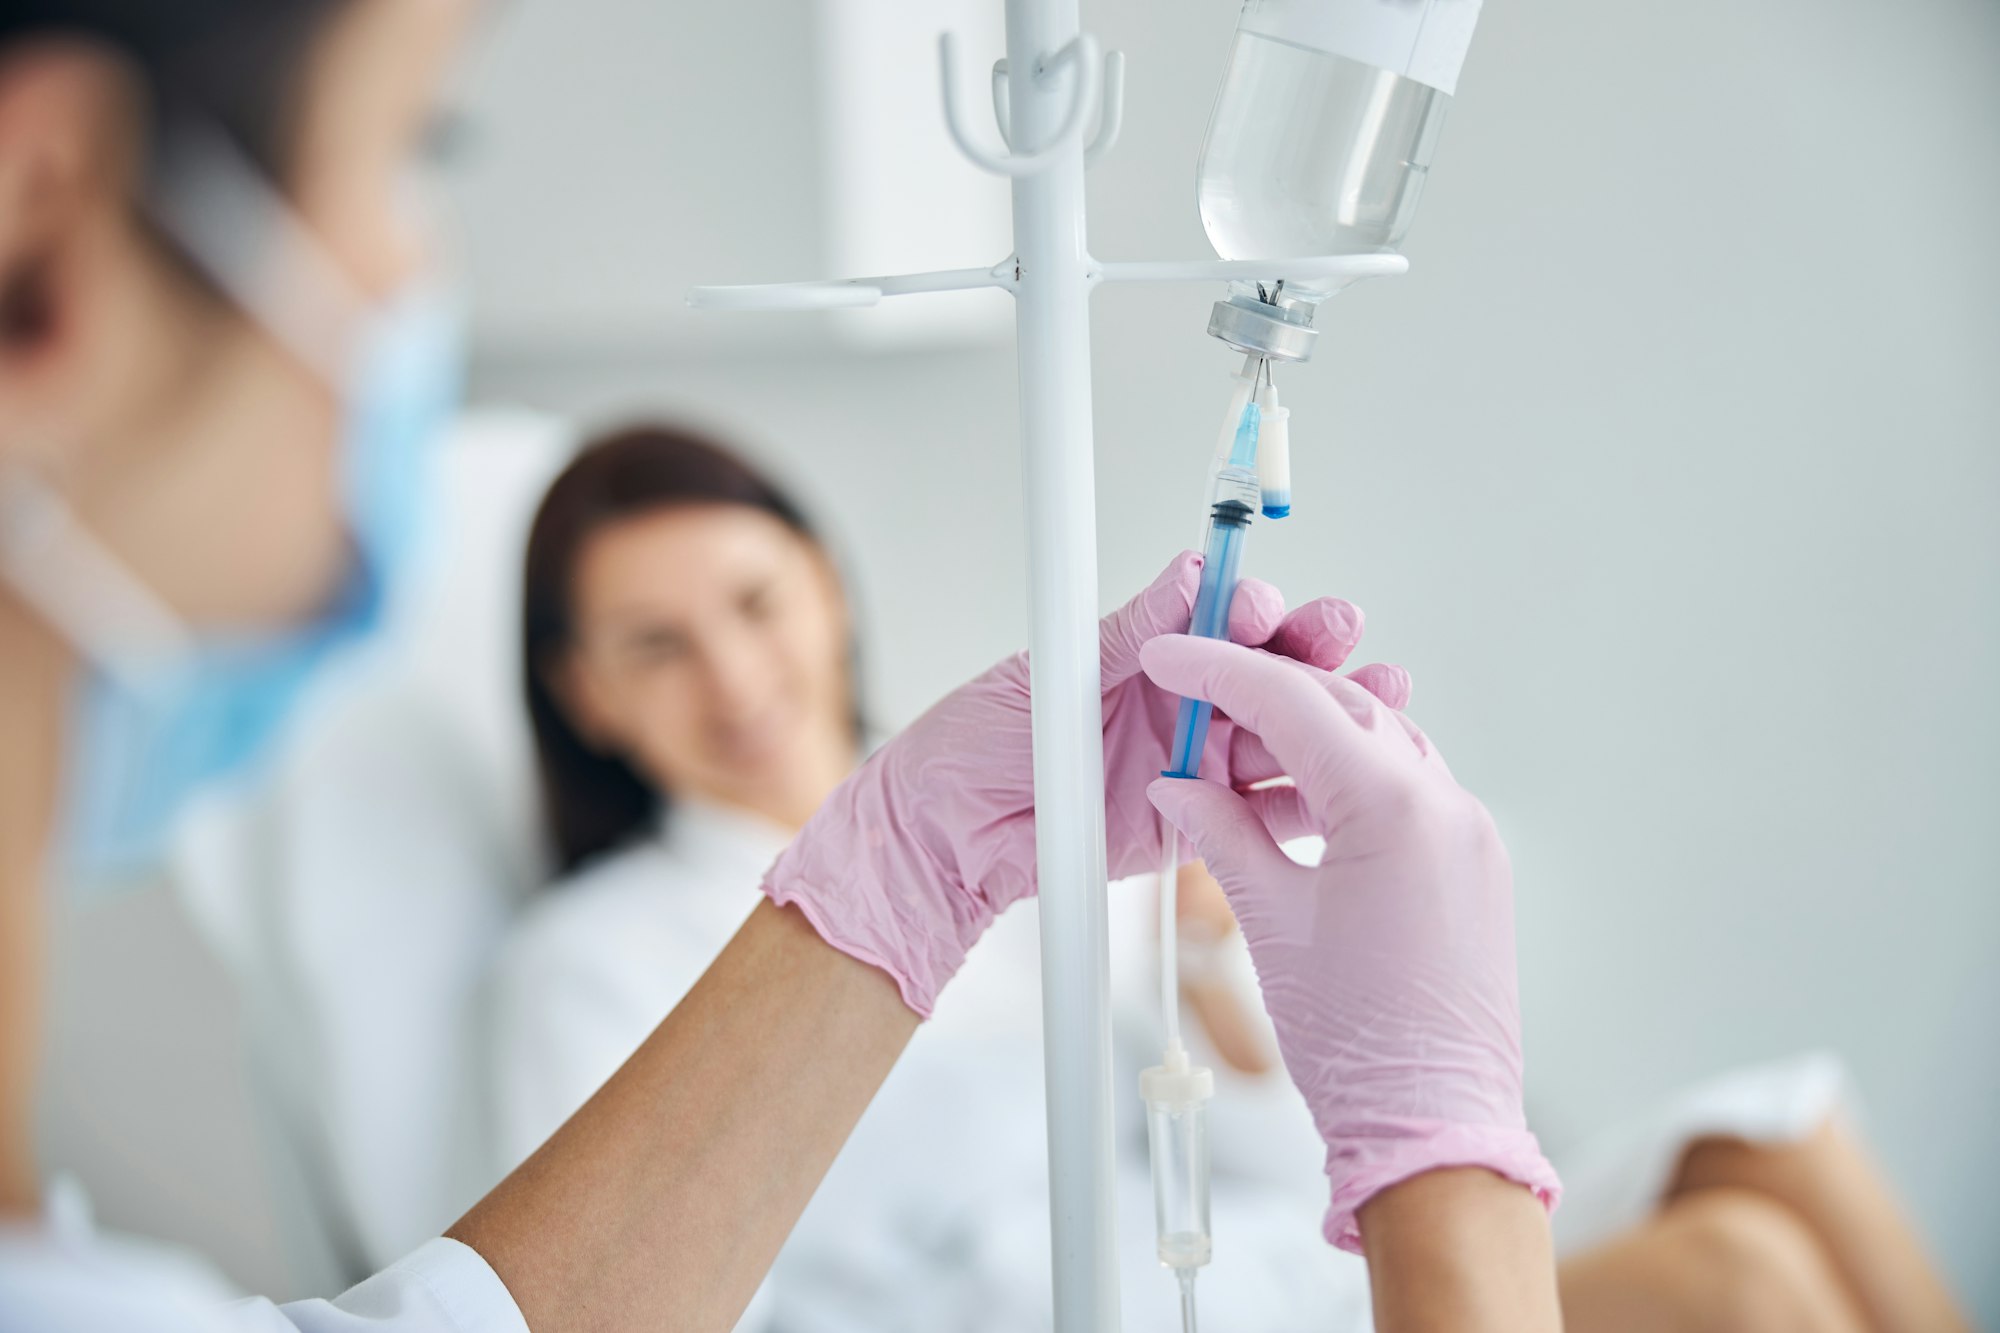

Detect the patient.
xmin=487 ymin=423 xmax=1970 ymax=1333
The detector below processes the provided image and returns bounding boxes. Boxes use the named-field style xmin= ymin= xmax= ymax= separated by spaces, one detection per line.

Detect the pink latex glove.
xmin=1141 ymin=633 xmax=1561 ymax=1253
xmin=763 ymin=551 xmax=1402 ymax=1017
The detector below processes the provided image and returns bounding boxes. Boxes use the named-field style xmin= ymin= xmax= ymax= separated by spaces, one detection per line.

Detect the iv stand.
xmin=688 ymin=3 xmax=1405 ymax=1326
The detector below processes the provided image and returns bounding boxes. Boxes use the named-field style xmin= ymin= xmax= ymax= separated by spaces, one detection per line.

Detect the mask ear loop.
xmin=146 ymin=120 xmax=372 ymax=390
xmin=0 ymin=471 xmax=194 ymax=695
xmin=0 ymin=123 xmax=374 ymax=690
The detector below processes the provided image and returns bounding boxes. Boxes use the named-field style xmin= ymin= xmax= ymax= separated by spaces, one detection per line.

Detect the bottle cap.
xmin=1208 ymin=295 xmax=1317 ymax=363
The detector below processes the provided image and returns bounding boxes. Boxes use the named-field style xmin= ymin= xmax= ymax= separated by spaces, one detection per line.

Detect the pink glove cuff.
xmin=1322 ymin=1121 xmax=1563 ymax=1254
xmin=760 ymin=775 xmax=989 ymax=1021
xmin=762 ymin=874 xmax=954 ymax=1020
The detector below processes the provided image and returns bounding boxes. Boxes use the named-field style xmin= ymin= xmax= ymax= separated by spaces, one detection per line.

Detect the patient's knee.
xmin=1657 ymin=1189 xmax=1860 ymax=1333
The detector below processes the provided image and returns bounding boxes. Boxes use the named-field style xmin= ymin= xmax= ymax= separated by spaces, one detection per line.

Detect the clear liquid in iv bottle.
xmin=1197 ymin=19 xmax=1458 ymax=301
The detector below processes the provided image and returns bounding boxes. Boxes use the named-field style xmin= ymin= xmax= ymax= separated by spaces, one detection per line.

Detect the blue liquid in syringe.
xmin=1163 ymin=403 xmax=1260 ymax=780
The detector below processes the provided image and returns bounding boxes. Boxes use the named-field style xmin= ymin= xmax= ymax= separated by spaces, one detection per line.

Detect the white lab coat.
xmin=0 ymin=1187 xmax=527 ymax=1333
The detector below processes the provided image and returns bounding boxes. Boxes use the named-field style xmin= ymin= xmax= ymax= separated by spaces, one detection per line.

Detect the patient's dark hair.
xmin=523 ymin=424 xmax=859 ymax=875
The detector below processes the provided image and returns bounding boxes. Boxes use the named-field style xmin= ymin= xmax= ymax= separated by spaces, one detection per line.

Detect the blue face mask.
xmin=0 ymin=128 xmax=465 ymax=886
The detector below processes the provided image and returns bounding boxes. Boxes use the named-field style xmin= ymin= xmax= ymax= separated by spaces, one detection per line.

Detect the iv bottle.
xmin=1197 ymin=0 xmax=1481 ymax=303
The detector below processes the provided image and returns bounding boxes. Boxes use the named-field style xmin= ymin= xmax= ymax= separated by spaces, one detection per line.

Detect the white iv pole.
xmin=689 ymin=3 xmax=1406 ymax=1326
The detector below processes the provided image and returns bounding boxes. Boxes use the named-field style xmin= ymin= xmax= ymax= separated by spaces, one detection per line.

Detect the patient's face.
xmin=562 ymin=503 xmax=854 ymax=827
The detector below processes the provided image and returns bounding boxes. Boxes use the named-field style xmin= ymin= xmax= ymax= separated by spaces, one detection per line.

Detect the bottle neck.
xmin=1227 ymin=279 xmax=1325 ymax=317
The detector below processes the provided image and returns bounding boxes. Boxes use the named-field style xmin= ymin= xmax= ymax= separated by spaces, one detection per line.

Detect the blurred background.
xmin=38 ymin=0 xmax=1999 ymax=1321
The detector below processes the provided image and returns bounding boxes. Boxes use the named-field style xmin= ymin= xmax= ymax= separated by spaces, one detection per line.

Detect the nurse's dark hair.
xmin=522 ymin=424 xmax=863 ymax=876
xmin=0 ymin=1 xmax=353 ymax=181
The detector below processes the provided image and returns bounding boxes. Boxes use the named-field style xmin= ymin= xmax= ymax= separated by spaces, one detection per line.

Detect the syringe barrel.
xmin=1146 ymin=1095 xmax=1213 ymax=1269
xmin=1164 ymin=497 xmax=1252 ymax=779
xmin=1191 ymin=501 xmax=1250 ymax=639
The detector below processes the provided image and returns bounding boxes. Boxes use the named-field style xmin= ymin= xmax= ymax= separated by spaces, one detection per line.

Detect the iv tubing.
xmin=1159 ymin=829 xmax=1183 ymax=1055
xmin=1147 ymin=377 xmax=1246 ymax=1333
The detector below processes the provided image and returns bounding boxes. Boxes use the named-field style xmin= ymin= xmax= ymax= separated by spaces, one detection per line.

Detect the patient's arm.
xmin=1361 ymin=1167 xmax=1563 ymax=1333
xmin=449 ymin=899 xmax=917 ymax=1333
xmin=1670 ymin=1118 xmax=1971 ymax=1332
xmin=1173 ymin=859 xmax=1275 ymax=1076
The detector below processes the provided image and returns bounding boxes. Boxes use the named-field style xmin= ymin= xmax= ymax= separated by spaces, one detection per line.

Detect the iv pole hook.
xmin=988 ymin=44 xmax=1124 ymax=164
xmin=941 ymin=31 xmax=1102 ymax=176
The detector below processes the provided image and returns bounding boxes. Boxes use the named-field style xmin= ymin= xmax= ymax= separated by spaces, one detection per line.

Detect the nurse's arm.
xmin=1360 ymin=1167 xmax=1563 ymax=1332
xmin=447 ymin=898 xmax=916 ymax=1333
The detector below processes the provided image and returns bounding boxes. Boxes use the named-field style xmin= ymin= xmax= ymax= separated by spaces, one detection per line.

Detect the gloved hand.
xmin=1141 ymin=633 xmax=1561 ymax=1253
xmin=762 ymin=551 xmax=1402 ymax=1017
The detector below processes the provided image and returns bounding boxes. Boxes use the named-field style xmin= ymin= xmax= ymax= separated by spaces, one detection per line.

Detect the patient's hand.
xmin=1171 ymin=860 xmax=1275 ymax=1077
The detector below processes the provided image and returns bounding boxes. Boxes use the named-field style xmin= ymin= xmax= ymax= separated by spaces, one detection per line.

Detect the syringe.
xmin=1145 ymin=356 xmax=1292 ymax=1332
xmin=1162 ymin=357 xmax=1279 ymax=780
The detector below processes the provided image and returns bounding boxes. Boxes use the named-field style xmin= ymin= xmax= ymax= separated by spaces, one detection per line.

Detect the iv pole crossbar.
xmin=1094 ymin=252 xmax=1408 ymax=286
xmin=686 ymin=18 xmax=1406 ymax=1330
xmin=686 ymin=263 xmax=1017 ymax=311
xmin=685 ymin=253 xmax=1404 ymax=313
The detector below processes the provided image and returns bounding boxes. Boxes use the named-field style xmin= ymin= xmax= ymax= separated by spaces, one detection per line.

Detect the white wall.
xmin=41 ymin=0 xmax=1999 ymax=1316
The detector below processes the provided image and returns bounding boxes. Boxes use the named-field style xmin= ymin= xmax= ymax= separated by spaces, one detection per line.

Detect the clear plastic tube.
xmin=1146 ymin=860 xmax=1212 ymax=1325
xmin=1149 ymin=836 xmax=1213 ymax=1314
xmin=1145 ymin=1083 xmax=1212 ymax=1270
xmin=1178 ymin=1267 xmax=1200 ymax=1333
xmin=1159 ymin=831 xmax=1183 ymax=1053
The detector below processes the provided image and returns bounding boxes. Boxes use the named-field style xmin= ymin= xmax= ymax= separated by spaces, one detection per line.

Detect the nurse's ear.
xmin=0 ymin=40 xmax=143 ymax=468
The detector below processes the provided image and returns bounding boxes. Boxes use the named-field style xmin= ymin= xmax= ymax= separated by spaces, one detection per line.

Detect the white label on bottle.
xmin=1240 ymin=0 xmax=1483 ymax=97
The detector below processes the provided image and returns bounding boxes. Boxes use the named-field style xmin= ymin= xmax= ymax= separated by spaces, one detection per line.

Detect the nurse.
xmin=0 ymin=2 xmax=1567 ymax=1330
